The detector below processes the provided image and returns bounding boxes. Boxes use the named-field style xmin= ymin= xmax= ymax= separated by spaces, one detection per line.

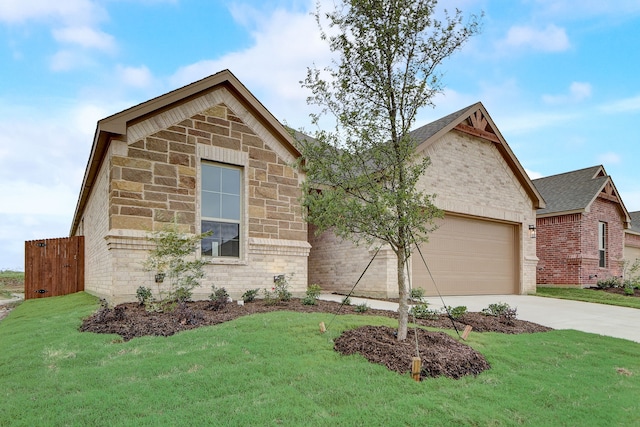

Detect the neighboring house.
xmin=70 ymin=70 xmax=310 ymax=303
xmin=308 ymin=103 xmax=545 ymax=298
xmin=624 ymin=211 xmax=640 ymax=267
xmin=532 ymin=166 xmax=631 ymax=287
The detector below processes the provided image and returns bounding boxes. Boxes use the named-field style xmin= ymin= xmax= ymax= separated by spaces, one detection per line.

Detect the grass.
xmin=1 ymin=292 xmax=639 ymax=426
xmin=0 ymin=269 xmax=24 ymax=298
xmin=537 ymin=286 xmax=640 ymax=309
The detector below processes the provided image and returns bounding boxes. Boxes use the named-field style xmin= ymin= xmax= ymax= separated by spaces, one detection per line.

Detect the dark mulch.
xmin=334 ymin=325 xmax=490 ymax=380
xmin=587 ymin=286 xmax=640 ymax=297
xmin=79 ymin=298 xmax=552 ymax=380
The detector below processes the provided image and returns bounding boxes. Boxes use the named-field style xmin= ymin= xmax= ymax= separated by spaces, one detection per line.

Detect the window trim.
xmin=201 ymin=162 xmax=242 ymax=259
xmin=197 ymin=145 xmax=249 ymax=265
xmin=598 ymin=221 xmax=607 ymax=268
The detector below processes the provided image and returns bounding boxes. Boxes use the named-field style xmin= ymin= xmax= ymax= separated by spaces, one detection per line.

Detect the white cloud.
xmin=597 ymin=152 xmax=622 ymax=165
xmin=542 ymin=82 xmax=592 ymax=105
xmin=49 ymin=49 xmax=97 ymax=71
xmin=53 ymin=26 xmax=116 ymax=52
xmin=599 ymin=95 xmax=640 ymax=114
xmin=116 ymin=65 xmax=156 ymax=89
xmin=170 ymin=4 xmax=331 ymax=125
xmin=500 ymin=24 xmax=570 ymax=52
xmin=0 ymin=0 xmax=103 ymax=24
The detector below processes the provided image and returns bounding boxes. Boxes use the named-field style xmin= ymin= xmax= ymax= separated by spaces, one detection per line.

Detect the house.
xmin=308 ymin=103 xmax=545 ymax=298
xmin=70 ymin=70 xmax=310 ymax=303
xmin=532 ymin=165 xmax=631 ymax=287
xmin=624 ymin=211 xmax=640 ymax=267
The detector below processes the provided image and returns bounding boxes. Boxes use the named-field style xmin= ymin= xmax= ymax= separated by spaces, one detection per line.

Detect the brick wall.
xmin=537 ymin=196 xmax=625 ymax=287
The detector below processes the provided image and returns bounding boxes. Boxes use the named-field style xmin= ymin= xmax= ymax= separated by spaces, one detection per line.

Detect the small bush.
xmin=447 ymin=305 xmax=467 ymax=320
xmin=241 ymin=288 xmax=260 ymax=303
xmin=136 ymin=286 xmax=153 ymax=306
xmin=410 ymin=288 xmax=425 ymax=301
xmin=410 ymin=303 xmax=440 ymax=320
xmin=354 ymin=302 xmax=369 ymax=313
xmin=481 ymin=302 xmax=511 ymax=317
xmin=597 ymin=277 xmax=622 ymax=289
xmin=341 ymin=296 xmax=352 ymax=306
xmin=171 ymin=286 xmax=192 ymax=304
xmin=624 ymin=284 xmax=635 ymax=296
xmin=209 ymin=286 xmax=229 ymax=310
xmin=302 ymin=284 xmax=322 ymax=305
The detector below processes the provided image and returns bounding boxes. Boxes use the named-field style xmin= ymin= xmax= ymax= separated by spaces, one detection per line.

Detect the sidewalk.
xmin=319 ymin=293 xmax=640 ymax=344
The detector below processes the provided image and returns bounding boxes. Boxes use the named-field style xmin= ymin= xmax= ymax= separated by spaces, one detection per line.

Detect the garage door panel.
xmin=412 ymin=214 xmax=518 ymax=296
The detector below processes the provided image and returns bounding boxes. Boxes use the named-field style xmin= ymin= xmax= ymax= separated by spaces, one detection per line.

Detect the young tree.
xmin=299 ymin=0 xmax=481 ymax=340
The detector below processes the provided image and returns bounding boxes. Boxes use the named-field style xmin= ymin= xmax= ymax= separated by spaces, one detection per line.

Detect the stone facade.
xmin=536 ymin=197 xmax=625 ymax=287
xmin=308 ymin=128 xmax=540 ymax=297
xmin=75 ymin=80 xmax=309 ymax=303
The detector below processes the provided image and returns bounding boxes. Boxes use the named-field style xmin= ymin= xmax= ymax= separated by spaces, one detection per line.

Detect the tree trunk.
xmin=397 ymin=245 xmax=409 ymax=341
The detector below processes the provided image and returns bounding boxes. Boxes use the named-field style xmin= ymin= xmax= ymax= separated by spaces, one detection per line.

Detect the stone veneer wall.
xmin=74 ymin=149 xmax=113 ymax=298
xmin=307 ymin=225 xmax=398 ymax=298
xmin=81 ymin=87 xmax=309 ymax=303
xmin=308 ymin=129 xmax=539 ymax=297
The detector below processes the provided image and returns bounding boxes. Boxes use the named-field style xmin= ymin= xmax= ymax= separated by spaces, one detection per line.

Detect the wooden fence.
xmin=24 ymin=236 xmax=84 ymax=299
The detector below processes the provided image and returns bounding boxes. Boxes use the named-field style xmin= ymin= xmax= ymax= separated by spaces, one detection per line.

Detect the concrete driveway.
xmin=320 ymin=294 xmax=640 ymax=344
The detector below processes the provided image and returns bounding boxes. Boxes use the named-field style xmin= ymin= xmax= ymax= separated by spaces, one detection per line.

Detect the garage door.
xmin=412 ymin=214 xmax=518 ymax=296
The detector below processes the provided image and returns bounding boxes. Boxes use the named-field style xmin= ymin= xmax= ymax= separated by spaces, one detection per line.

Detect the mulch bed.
xmin=79 ymin=298 xmax=552 ymax=380
xmin=587 ymin=286 xmax=640 ymax=297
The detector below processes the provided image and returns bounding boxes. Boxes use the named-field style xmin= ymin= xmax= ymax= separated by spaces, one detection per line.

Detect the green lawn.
xmin=1 ymin=292 xmax=639 ymax=426
xmin=536 ymin=286 xmax=640 ymax=309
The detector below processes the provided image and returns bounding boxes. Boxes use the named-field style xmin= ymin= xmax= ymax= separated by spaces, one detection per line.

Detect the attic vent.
xmin=469 ymin=109 xmax=488 ymax=132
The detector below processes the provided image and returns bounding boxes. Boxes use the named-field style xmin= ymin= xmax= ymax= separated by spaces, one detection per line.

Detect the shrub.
xmin=263 ymin=274 xmax=292 ymax=306
xmin=482 ymin=302 xmax=518 ymax=325
xmin=597 ymin=277 xmax=622 ymax=289
xmin=447 ymin=305 xmax=467 ymax=320
xmin=143 ymin=221 xmax=211 ymax=312
xmin=354 ymin=302 xmax=369 ymax=313
xmin=135 ymin=286 xmax=153 ymax=306
xmin=341 ymin=296 xmax=352 ymax=306
xmin=302 ymin=284 xmax=322 ymax=305
xmin=410 ymin=288 xmax=425 ymax=301
xmin=241 ymin=288 xmax=260 ymax=303
xmin=624 ymin=284 xmax=635 ymax=296
xmin=209 ymin=286 xmax=229 ymax=310
xmin=410 ymin=303 xmax=440 ymax=320
xmin=481 ymin=302 xmax=511 ymax=317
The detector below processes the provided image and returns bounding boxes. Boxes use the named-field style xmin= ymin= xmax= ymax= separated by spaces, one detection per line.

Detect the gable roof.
xmin=70 ymin=69 xmax=300 ymax=236
xmin=532 ymin=165 xmax=631 ymax=227
xmin=628 ymin=211 xmax=640 ymax=234
xmin=410 ymin=102 xmax=545 ymax=209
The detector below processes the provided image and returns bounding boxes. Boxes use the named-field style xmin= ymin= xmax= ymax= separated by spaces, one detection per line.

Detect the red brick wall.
xmin=536 ymin=213 xmax=582 ymax=285
xmin=581 ymin=197 xmax=625 ymax=284
xmin=536 ymin=196 xmax=625 ymax=287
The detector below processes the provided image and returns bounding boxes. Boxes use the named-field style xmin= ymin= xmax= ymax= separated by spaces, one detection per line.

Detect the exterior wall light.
xmin=529 ymin=225 xmax=537 ymax=239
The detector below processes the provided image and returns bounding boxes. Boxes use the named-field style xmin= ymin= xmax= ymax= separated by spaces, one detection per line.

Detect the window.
xmin=598 ymin=222 xmax=607 ymax=268
xmin=201 ymin=163 xmax=241 ymax=257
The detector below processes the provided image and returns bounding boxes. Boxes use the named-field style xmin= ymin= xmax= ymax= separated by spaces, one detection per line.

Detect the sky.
xmin=1 ymin=0 xmax=640 ymax=270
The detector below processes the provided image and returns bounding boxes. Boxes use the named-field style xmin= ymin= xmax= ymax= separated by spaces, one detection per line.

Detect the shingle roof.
xmin=408 ymin=104 xmax=476 ymax=144
xmin=532 ymin=165 xmax=607 ymax=215
xmin=629 ymin=211 xmax=640 ymax=233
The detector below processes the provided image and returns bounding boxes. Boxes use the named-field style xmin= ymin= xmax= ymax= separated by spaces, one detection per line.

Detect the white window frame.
xmin=598 ymin=221 xmax=607 ymax=268
xmin=197 ymin=144 xmax=249 ymax=265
